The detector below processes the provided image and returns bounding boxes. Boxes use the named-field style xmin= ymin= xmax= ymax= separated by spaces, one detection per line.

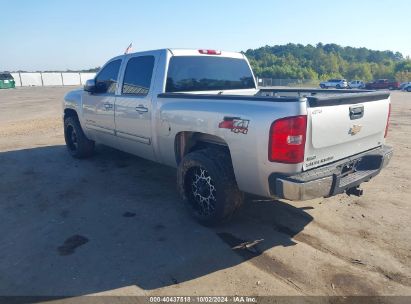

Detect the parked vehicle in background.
xmin=63 ymin=48 xmax=393 ymax=225
xmin=399 ymin=82 xmax=411 ymax=90
xmin=348 ymin=80 xmax=365 ymax=89
xmin=0 ymin=73 xmax=15 ymax=89
xmin=319 ymin=79 xmax=348 ymax=89
xmin=403 ymin=83 xmax=411 ymax=92
xmin=366 ymin=79 xmax=400 ymax=90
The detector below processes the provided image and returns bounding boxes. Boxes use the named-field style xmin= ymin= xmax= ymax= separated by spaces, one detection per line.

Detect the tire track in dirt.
xmin=275 ymin=223 xmax=411 ymax=288
xmin=217 ymin=232 xmax=306 ymax=294
xmin=237 ymin=204 xmax=410 ymax=292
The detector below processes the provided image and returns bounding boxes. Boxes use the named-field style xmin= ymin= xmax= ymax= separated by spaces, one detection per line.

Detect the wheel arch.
xmin=64 ymin=108 xmax=79 ymax=120
xmin=174 ymin=131 xmax=232 ymax=165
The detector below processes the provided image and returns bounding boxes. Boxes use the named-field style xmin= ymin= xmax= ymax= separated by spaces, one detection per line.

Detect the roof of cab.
xmin=109 ymin=48 xmax=245 ymax=62
xmin=167 ymin=48 xmax=245 ymax=59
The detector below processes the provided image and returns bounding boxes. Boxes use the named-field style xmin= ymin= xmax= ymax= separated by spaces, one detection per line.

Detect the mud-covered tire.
xmin=64 ymin=116 xmax=95 ymax=159
xmin=177 ymin=148 xmax=244 ymax=226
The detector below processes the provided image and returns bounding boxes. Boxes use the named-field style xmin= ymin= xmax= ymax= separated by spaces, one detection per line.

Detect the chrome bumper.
xmin=271 ymin=145 xmax=393 ymax=201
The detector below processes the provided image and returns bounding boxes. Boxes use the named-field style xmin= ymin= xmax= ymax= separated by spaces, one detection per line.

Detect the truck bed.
xmin=159 ymin=88 xmax=390 ymax=106
xmin=258 ymin=88 xmax=390 ymax=106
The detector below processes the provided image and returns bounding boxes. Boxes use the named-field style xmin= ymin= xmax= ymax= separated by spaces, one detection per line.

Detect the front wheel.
xmin=177 ymin=148 xmax=244 ymax=226
xmin=64 ymin=116 xmax=95 ymax=158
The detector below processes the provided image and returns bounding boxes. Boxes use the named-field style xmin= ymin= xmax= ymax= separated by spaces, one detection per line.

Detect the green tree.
xmin=245 ymin=43 xmax=405 ymax=81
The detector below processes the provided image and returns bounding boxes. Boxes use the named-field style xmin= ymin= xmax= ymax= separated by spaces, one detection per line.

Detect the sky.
xmin=1 ymin=0 xmax=410 ymax=71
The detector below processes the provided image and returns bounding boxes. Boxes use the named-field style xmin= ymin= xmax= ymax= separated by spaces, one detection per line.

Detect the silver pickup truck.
xmin=63 ymin=49 xmax=393 ymax=225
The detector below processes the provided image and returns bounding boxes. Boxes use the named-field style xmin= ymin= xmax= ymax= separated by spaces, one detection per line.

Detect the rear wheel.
xmin=407 ymin=87 xmax=411 ymax=92
xmin=177 ymin=148 xmax=244 ymax=226
xmin=64 ymin=116 xmax=95 ymax=158
xmin=336 ymin=84 xmax=341 ymax=89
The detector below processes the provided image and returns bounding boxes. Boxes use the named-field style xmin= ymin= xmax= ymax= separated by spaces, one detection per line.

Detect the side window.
xmin=122 ymin=56 xmax=155 ymax=96
xmin=95 ymin=59 xmax=122 ymax=94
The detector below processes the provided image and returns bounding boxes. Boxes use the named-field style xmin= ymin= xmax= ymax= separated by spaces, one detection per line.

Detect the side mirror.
xmin=84 ymin=79 xmax=96 ymax=93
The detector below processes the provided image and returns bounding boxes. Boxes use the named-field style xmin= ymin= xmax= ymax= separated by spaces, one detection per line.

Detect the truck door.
xmin=115 ymin=55 xmax=156 ymax=161
xmin=82 ymin=59 xmax=122 ymax=145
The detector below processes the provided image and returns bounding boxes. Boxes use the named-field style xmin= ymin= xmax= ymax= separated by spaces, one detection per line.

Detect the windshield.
xmin=0 ymin=73 xmax=13 ymax=80
xmin=166 ymin=56 xmax=255 ymax=92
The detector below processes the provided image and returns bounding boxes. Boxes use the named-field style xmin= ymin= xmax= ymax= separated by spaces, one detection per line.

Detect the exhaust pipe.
xmin=346 ymin=186 xmax=364 ymax=197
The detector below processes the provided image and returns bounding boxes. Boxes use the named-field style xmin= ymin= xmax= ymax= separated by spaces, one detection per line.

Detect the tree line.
xmin=245 ymin=43 xmax=411 ymax=82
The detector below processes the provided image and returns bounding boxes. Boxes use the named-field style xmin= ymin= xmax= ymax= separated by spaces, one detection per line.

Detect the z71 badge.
xmin=218 ymin=117 xmax=250 ymax=134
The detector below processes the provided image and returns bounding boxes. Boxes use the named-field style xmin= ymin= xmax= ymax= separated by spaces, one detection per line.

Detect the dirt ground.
xmin=0 ymin=87 xmax=410 ymax=298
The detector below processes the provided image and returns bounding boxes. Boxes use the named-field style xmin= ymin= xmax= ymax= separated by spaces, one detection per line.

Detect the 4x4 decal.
xmin=218 ymin=117 xmax=250 ymax=134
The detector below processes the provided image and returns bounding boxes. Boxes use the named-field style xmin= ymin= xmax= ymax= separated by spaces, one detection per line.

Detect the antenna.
xmin=124 ymin=43 xmax=133 ymax=54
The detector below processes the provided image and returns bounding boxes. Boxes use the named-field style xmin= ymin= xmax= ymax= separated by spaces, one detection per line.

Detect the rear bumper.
xmin=270 ymin=145 xmax=393 ymax=201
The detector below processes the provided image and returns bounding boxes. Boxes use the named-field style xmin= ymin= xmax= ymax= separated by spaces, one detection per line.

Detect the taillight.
xmin=384 ymin=103 xmax=391 ymax=138
xmin=198 ymin=49 xmax=221 ymax=55
xmin=269 ymin=115 xmax=307 ymax=164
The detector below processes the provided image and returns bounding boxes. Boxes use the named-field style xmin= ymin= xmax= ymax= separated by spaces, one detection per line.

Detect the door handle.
xmin=135 ymin=105 xmax=148 ymax=113
xmin=349 ymin=105 xmax=364 ymax=120
xmin=104 ymin=103 xmax=113 ymax=110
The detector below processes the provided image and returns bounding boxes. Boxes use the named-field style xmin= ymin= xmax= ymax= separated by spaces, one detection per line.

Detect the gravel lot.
xmin=0 ymin=87 xmax=410 ymax=298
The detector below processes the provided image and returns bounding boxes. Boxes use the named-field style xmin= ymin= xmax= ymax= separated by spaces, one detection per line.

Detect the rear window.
xmin=0 ymin=73 xmax=13 ymax=80
xmin=166 ymin=56 xmax=255 ymax=92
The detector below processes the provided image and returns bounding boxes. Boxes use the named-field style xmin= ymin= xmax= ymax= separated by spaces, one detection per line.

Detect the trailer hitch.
xmin=346 ymin=186 xmax=364 ymax=197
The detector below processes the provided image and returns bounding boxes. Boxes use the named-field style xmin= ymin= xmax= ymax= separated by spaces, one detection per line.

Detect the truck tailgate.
xmin=304 ymin=92 xmax=390 ymax=170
